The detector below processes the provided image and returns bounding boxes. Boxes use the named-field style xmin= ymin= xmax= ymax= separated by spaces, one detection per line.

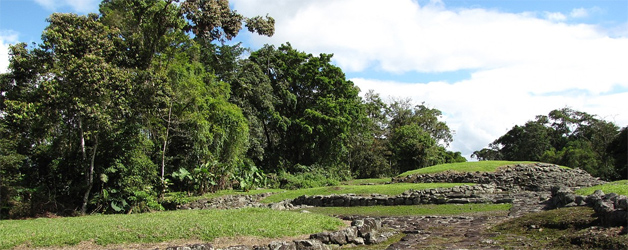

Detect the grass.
xmin=491 ymin=206 xmax=628 ymax=249
xmin=397 ymin=161 xmax=543 ymax=177
xmin=300 ymin=203 xmax=512 ymax=217
xmin=341 ymin=178 xmax=391 ymax=185
xmin=164 ymin=188 xmax=285 ymax=204
xmin=575 ymin=180 xmax=628 ymax=196
xmin=0 ymin=208 xmax=343 ymax=249
xmin=260 ymin=183 xmax=474 ymax=203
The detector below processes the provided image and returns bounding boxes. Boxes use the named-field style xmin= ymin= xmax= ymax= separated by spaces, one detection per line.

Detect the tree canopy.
xmin=473 ymin=108 xmax=625 ymax=181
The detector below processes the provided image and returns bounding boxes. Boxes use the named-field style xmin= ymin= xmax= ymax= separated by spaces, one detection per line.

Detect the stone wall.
xmin=290 ymin=184 xmax=514 ymax=207
xmin=550 ymin=186 xmax=627 ymax=227
xmin=392 ymin=163 xmax=603 ymax=191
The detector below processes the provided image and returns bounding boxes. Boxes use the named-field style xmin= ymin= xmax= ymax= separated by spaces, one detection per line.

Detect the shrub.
xmin=277 ymin=164 xmax=346 ymax=189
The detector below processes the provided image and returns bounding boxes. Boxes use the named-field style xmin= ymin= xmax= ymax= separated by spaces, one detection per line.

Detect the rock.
xmin=268 ymin=241 xmax=296 ymax=250
xmin=294 ymin=240 xmax=328 ymax=250
xmin=328 ymin=230 xmax=347 ymax=245
xmin=615 ymin=195 xmax=628 ymax=210
xmin=351 ymin=219 xmax=364 ymax=227
xmin=166 ymin=244 xmax=213 ymax=250
xmin=225 ymin=246 xmax=252 ymax=250
xmin=309 ymin=232 xmax=330 ymax=244
xmin=594 ymin=199 xmax=614 ymax=213
xmin=343 ymin=227 xmax=358 ymax=244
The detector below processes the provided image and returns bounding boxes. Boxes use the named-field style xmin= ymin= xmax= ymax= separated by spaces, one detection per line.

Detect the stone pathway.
xmin=376 ymin=191 xmax=552 ymax=250
xmin=383 ymin=215 xmax=507 ymax=250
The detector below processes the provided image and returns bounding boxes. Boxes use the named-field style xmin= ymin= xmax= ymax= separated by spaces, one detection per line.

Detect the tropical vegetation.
xmin=0 ymin=0 xmax=625 ymax=220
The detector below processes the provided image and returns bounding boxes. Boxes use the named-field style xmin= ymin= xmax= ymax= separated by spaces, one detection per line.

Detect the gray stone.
xmin=615 ymin=196 xmax=628 ymax=210
xmin=294 ymin=240 xmax=328 ymax=250
xmin=329 ymin=230 xmax=347 ymax=245
xmin=268 ymin=241 xmax=296 ymax=250
xmin=594 ymin=199 xmax=614 ymax=213
xmin=309 ymin=232 xmax=330 ymax=244
xmin=343 ymin=227 xmax=358 ymax=244
xmin=225 ymin=246 xmax=252 ymax=250
xmin=351 ymin=219 xmax=364 ymax=227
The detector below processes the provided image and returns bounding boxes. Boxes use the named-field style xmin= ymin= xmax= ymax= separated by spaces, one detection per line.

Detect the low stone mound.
xmin=291 ymin=184 xmax=513 ymax=207
xmin=392 ymin=163 xmax=604 ymax=191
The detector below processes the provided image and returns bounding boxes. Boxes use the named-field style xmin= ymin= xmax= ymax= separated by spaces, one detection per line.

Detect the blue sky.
xmin=1 ymin=0 xmax=627 ymax=159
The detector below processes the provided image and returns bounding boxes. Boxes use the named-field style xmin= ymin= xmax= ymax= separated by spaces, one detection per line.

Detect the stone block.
xmin=329 ymin=230 xmax=347 ymax=245
xmin=309 ymin=232 xmax=330 ymax=244
xmin=615 ymin=196 xmax=628 ymax=210
xmin=268 ymin=241 xmax=296 ymax=250
xmin=344 ymin=226 xmax=357 ymax=244
xmin=225 ymin=246 xmax=252 ymax=250
xmin=294 ymin=240 xmax=328 ymax=250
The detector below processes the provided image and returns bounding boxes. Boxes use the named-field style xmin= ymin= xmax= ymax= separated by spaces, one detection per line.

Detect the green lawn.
xmin=260 ymin=183 xmax=474 ymax=203
xmin=397 ymin=161 xmax=542 ymax=177
xmin=341 ymin=178 xmax=391 ymax=185
xmin=574 ymin=180 xmax=628 ymax=196
xmin=0 ymin=208 xmax=343 ymax=249
xmin=300 ymin=203 xmax=512 ymax=217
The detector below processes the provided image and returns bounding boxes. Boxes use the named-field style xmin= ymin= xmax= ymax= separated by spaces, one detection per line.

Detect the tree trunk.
xmin=0 ymin=168 xmax=3 ymax=220
xmin=161 ymin=105 xmax=172 ymax=182
xmin=81 ymin=135 xmax=98 ymax=215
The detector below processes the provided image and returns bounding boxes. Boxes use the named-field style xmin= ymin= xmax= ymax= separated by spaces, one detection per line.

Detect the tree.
xmin=388 ymin=98 xmax=453 ymax=147
xmin=1 ymin=0 xmax=275 ymax=216
xmin=245 ymin=44 xmax=363 ymax=174
xmin=471 ymin=147 xmax=502 ymax=161
xmin=476 ymin=108 xmax=621 ymax=180
xmin=39 ymin=13 xmax=133 ymax=214
xmin=389 ymin=124 xmax=438 ymax=173
xmin=608 ymin=126 xmax=627 ymax=180
xmin=98 ymin=0 xmax=271 ymax=195
xmin=347 ymin=90 xmax=392 ymax=178
xmin=492 ymin=120 xmax=553 ymax=161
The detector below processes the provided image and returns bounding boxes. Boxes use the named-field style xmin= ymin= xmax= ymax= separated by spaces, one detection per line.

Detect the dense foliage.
xmin=0 ymin=0 xmax=462 ymax=218
xmin=473 ymin=108 xmax=627 ymax=181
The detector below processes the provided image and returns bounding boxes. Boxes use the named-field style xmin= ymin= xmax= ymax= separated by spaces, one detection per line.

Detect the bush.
xmin=277 ymin=164 xmax=348 ymax=189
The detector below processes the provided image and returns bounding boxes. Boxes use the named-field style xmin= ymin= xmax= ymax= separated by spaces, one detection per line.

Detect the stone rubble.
xmin=549 ymin=186 xmax=627 ymax=227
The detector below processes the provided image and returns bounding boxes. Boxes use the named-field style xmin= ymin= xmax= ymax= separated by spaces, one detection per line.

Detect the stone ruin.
xmin=163 ymin=163 xmax=624 ymax=250
xmin=391 ymin=163 xmax=604 ymax=191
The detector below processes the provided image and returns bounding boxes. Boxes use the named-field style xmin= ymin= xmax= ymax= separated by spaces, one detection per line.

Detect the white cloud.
xmin=570 ymin=8 xmax=589 ymax=18
xmin=231 ymin=0 xmax=628 ymax=159
xmin=0 ymin=31 xmax=18 ymax=74
xmin=34 ymin=0 xmax=99 ymax=13
xmin=545 ymin=12 xmax=567 ymax=22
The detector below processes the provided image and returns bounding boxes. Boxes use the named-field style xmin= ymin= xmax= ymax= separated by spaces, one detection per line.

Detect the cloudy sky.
xmin=1 ymin=0 xmax=627 ymax=159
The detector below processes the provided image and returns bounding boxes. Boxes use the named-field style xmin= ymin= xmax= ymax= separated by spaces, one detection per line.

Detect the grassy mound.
xmin=260 ymin=183 xmax=474 ymax=203
xmin=0 ymin=208 xmax=343 ymax=249
xmin=397 ymin=161 xmax=541 ymax=177
xmin=575 ymin=180 xmax=628 ymax=196
xmin=300 ymin=203 xmax=511 ymax=217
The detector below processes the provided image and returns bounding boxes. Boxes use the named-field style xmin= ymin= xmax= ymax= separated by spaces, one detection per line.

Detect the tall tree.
xmin=39 ymin=13 xmax=131 ymax=214
xmin=476 ymin=108 xmax=621 ymax=180
xmin=245 ymin=44 xmax=363 ymax=173
xmin=608 ymin=126 xmax=627 ymax=179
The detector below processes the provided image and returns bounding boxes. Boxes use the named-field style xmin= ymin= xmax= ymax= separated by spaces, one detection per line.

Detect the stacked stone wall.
xmin=291 ymin=184 xmax=514 ymax=207
xmin=392 ymin=163 xmax=603 ymax=191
